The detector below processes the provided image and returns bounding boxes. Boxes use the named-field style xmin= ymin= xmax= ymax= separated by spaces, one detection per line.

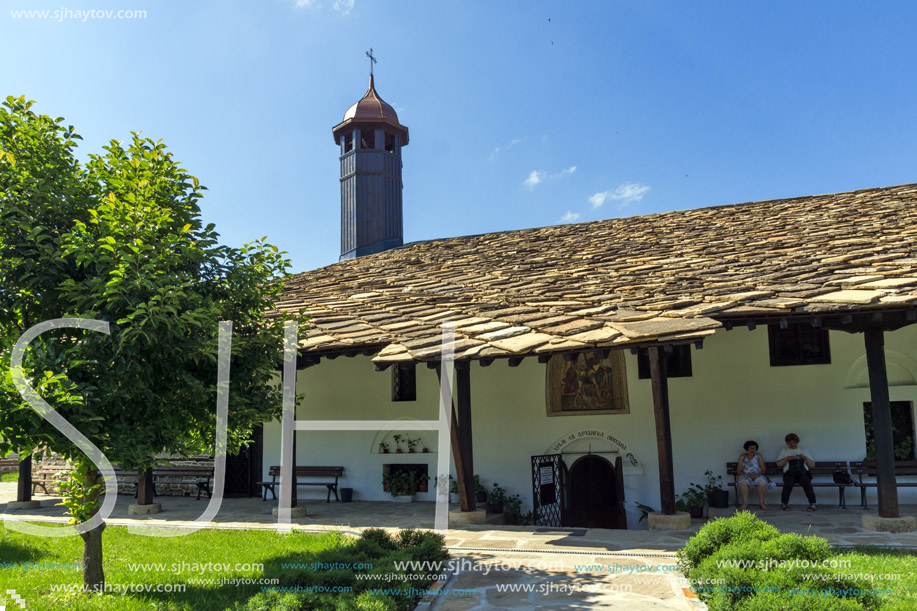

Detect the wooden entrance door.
xmin=568 ymin=455 xmax=626 ymax=529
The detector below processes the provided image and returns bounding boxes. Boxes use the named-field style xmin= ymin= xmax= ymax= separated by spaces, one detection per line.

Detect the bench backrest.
xmin=266 ymin=466 xmax=344 ymax=478
xmin=727 ymin=461 xmax=851 ymax=476
xmin=37 ymin=465 xmax=72 ymax=472
xmin=154 ymin=466 xmax=214 ymax=475
xmin=850 ymin=461 xmax=917 ymax=476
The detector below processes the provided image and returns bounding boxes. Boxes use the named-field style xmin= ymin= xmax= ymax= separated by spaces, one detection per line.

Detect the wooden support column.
xmin=649 ymin=346 xmax=676 ymax=515
xmin=436 ymin=365 xmax=473 ymax=511
xmin=864 ymin=329 xmax=899 ymax=518
xmin=17 ymin=454 xmax=32 ymax=503
xmin=137 ymin=468 xmax=155 ymax=505
xmin=456 ymin=361 xmax=476 ymax=512
xmin=290 ymin=429 xmax=299 ymax=508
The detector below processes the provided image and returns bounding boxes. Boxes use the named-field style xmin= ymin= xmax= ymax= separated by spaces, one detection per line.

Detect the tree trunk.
xmin=81 ymin=522 xmax=106 ymax=591
xmin=77 ymin=466 xmax=106 ymax=591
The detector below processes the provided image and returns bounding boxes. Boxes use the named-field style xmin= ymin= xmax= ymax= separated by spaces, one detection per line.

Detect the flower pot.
xmin=396 ymin=449 xmax=403 ymax=454
xmin=418 ymin=484 xmax=428 ymax=493
xmin=488 ymin=501 xmax=504 ymax=514
xmin=340 ymin=488 xmax=353 ymax=503
xmin=422 ymin=449 xmax=430 ymax=453
xmin=449 ymin=493 xmax=459 ymax=504
xmin=708 ymin=489 xmax=729 ymax=509
xmin=382 ymin=450 xmax=390 ymax=454
xmin=689 ymin=505 xmax=704 ymax=519
xmin=408 ymin=449 xmax=415 ymax=453
xmin=392 ymin=495 xmax=414 ymax=503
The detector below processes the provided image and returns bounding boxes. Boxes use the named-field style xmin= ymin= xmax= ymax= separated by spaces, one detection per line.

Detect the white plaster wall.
xmin=262 ymin=324 xmax=917 ymax=526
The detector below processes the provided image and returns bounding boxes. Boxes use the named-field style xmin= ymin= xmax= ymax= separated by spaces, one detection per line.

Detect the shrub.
xmin=735 ymin=591 xmax=867 ymax=611
xmin=397 ymin=528 xmax=444 ymax=551
xmin=679 ymin=513 xmax=879 ymax=611
xmin=337 ymin=592 xmax=399 ymax=611
xmin=678 ymin=511 xmax=780 ymax=570
xmin=241 ymin=591 xmax=306 ymax=610
xmin=355 ymin=528 xmax=399 ymax=556
xmin=261 ymin=528 xmax=447 ymax=611
xmin=696 ymin=561 xmax=873 ymax=611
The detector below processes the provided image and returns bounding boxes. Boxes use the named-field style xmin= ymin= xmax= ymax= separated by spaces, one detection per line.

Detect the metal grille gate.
xmin=531 ymin=454 xmax=567 ymax=527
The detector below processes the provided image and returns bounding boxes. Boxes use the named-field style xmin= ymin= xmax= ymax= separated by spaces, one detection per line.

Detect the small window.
xmin=344 ymin=132 xmax=353 ymax=153
xmin=863 ymin=401 xmax=915 ymax=461
xmin=637 ymin=345 xmax=693 ymax=379
xmin=361 ymin=130 xmax=375 ymax=150
xmin=392 ymin=364 xmax=416 ymax=402
xmin=384 ymin=132 xmax=395 ymax=153
xmin=767 ymin=324 xmax=830 ymax=366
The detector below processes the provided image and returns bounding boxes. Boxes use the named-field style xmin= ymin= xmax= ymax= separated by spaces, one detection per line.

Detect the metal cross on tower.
xmin=365 ymin=48 xmax=377 ymax=76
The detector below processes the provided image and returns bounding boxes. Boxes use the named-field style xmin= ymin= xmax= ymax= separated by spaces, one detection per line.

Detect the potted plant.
xmin=473 ymin=475 xmax=487 ymax=503
xmin=382 ymin=471 xmax=428 ymax=502
xmin=635 ymin=502 xmax=656 ymax=523
xmin=420 ymin=439 xmax=430 ymax=453
xmin=393 ymin=434 xmax=404 ymax=453
xmin=488 ymin=483 xmax=506 ymax=514
xmin=703 ymin=470 xmax=729 ymax=508
xmin=378 ymin=442 xmax=390 ymax=454
xmin=504 ymin=493 xmax=523 ymax=523
xmin=407 ymin=437 xmax=419 ymax=453
xmin=434 ymin=475 xmax=455 ymax=502
xmin=676 ymin=483 xmax=706 ymax=519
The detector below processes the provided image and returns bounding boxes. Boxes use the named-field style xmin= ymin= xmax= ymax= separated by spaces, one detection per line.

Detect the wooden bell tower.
xmin=332 ymin=51 xmax=409 ymax=260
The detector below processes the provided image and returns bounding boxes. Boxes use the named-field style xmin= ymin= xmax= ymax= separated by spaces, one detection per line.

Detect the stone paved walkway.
xmin=3 ymin=483 xmax=916 ymax=610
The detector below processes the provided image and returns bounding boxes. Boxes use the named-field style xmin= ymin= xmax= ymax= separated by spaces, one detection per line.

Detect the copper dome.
xmin=332 ymin=74 xmax=409 ymax=146
xmin=342 ymin=75 xmax=400 ymax=122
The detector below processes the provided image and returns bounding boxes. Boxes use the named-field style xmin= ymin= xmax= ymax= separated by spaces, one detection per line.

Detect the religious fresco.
xmin=546 ymin=352 xmax=629 ymax=416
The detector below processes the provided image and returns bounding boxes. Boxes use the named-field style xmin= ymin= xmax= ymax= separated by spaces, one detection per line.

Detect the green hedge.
xmin=240 ymin=528 xmax=448 ymax=611
xmin=679 ymin=513 xmax=879 ymax=611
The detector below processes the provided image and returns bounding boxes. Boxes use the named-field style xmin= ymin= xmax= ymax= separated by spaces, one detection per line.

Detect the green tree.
xmin=0 ymin=96 xmax=299 ymax=590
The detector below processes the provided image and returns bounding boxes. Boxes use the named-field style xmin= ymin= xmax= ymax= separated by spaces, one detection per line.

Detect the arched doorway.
xmin=567 ymin=455 xmax=626 ymax=529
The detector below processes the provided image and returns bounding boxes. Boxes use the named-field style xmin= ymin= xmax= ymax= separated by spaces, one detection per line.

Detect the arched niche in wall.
xmin=544 ymin=429 xmax=645 ymax=475
xmin=844 ymin=350 xmax=917 ymax=389
xmin=369 ymin=417 xmax=438 ymax=455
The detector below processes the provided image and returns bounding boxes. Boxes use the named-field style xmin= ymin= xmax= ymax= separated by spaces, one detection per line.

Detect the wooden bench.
xmin=0 ymin=457 xmax=19 ymax=474
xmin=150 ymin=466 xmax=214 ymax=500
xmin=850 ymin=461 xmax=917 ymax=509
xmin=727 ymin=461 xmax=854 ymax=508
xmin=33 ymin=464 xmax=133 ymax=495
xmin=32 ymin=465 xmax=72 ymax=495
xmin=258 ymin=466 xmax=344 ymax=502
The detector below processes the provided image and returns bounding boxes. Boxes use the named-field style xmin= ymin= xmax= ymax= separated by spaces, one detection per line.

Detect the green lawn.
xmin=1 ymin=523 xmax=443 ymax=610
xmin=835 ymin=547 xmax=917 ymax=611
xmin=1 ymin=471 xmax=19 ymax=482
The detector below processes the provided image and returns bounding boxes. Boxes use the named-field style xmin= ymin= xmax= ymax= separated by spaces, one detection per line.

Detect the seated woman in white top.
xmin=737 ymin=440 xmax=768 ymax=511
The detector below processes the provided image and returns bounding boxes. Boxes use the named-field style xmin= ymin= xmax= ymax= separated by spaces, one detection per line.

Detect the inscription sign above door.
xmin=545 ymin=429 xmax=645 ymax=475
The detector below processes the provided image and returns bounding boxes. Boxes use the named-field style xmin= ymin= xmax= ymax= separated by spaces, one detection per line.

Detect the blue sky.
xmin=3 ymin=1 xmax=917 ymax=272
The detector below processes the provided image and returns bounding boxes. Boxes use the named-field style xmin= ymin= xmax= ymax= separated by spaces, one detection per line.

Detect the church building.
xmin=260 ymin=72 xmax=917 ymax=530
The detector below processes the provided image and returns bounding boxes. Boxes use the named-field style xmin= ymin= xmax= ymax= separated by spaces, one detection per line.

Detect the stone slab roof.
xmin=271 ymin=183 xmax=917 ymax=363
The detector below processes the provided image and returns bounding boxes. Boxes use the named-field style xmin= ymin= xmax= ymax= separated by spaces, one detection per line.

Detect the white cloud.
xmin=489 ymin=138 xmax=523 ymax=161
xmin=333 ymin=0 xmax=354 ymax=14
xmin=589 ymin=182 xmax=650 ymax=208
xmin=560 ymin=211 xmax=581 ymax=223
xmin=523 ymin=170 xmax=544 ymax=189
xmin=292 ymin=0 xmax=353 ymax=13
xmin=524 ymin=165 xmax=576 ymax=189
